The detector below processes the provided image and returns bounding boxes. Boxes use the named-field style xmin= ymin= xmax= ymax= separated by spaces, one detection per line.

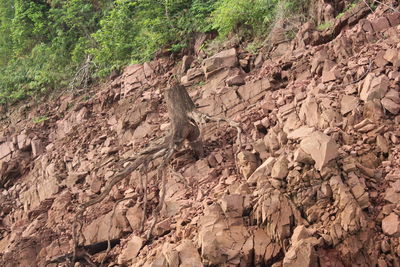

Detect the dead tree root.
xmin=70 ymin=83 xmax=243 ymax=266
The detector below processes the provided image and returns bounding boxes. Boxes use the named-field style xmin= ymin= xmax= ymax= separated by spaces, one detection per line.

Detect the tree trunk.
xmin=165 ymin=83 xmax=203 ymax=157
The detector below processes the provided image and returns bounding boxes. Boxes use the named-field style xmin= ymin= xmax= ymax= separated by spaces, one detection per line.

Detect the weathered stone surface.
xmin=384 ymin=186 xmax=400 ymax=204
xmin=385 ymin=89 xmax=400 ymax=103
xmin=238 ymin=79 xmax=272 ymax=103
xmin=31 ymin=139 xmax=43 ymax=157
xmin=0 ymin=142 xmax=12 ymax=160
xmin=375 ymin=51 xmax=388 ymax=67
xmin=187 ymin=67 xmax=203 ymax=80
xmin=237 ymin=151 xmax=260 ymax=179
xmin=126 ymin=204 xmax=143 ymax=231
xmin=83 ymin=209 xmax=127 ymax=244
xmin=271 ymin=156 xmax=289 ymax=180
xmin=226 ymin=74 xmax=245 ymax=86
xmin=253 ymin=228 xmax=281 ymax=265
xmin=248 ymin=157 xmax=276 ymax=184
xmin=283 ymin=225 xmax=318 ymax=267
xmin=300 ymin=131 xmax=338 ymax=170
xmin=322 ymin=64 xmax=339 ymax=83
xmin=219 ymin=194 xmax=244 ymax=217
xmin=117 ymin=236 xmax=144 ymax=264
xmin=371 ymin=17 xmax=391 ymax=32
xmin=387 ymin=12 xmax=400 ymax=26
xmin=341 ymin=95 xmax=359 ymax=115
xmin=253 ymin=188 xmax=303 ymax=242
xmin=17 ymin=133 xmax=30 ymax=151
xmin=299 ymin=97 xmax=320 ymax=127
xmin=181 ymin=55 xmax=194 ymax=73
xmin=175 ymin=240 xmax=203 ymax=267
xmin=294 ymin=148 xmax=314 ymax=164
xmin=347 ymin=172 xmax=369 ymax=209
xmin=264 ymin=129 xmax=280 ymax=152
xmin=363 ymin=99 xmax=383 ymax=121
xmin=287 ymin=126 xmax=314 ymax=140
xmin=381 ymin=97 xmax=400 ymax=114
xmin=202 ymin=48 xmax=238 ymax=74
xmin=198 ymin=203 xmax=250 ymax=266
xmin=329 ymin=175 xmax=368 ymax=236
xmin=283 ymin=112 xmax=302 ymax=134
xmin=383 ymin=48 xmax=399 ymax=65
xmin=382 ymin=213 xmax=400 ymax=237
xmin=360 ymin=74 xmax=389 ymax=101
xmin=376 ymin=135 xmax=389 ymax=153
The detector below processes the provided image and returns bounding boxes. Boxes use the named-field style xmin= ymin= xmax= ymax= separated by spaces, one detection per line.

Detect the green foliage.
xmin=90 ymin=0 xmax=217 ymax=77
xmin=0 ymin=0 xmax=311 ymax=104
xmin=32 ymin=116 xmax=49 ymax=123
xmin=316 ymin=21 xmax=333 ymax=31
xmin=0 ymin=0 xmax=102 ymax=103
xmin=245 ymin=41 xmax=263 ymax=53
xmin=336 ymin=0 xmax=360 ymax=19
xmin=212 ymin=0 xmax=279 ymax=37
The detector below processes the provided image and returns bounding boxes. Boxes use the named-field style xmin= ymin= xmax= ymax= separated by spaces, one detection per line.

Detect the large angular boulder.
xmin=300 ymin=131 xmax=338 ymax=170
xmin=360 ymin=74 xmax=389 ymax=101
xmin=283 ymin=226 xmax=318 ymax=267
xmin=202 ymin=48 xmax=238 ymax=74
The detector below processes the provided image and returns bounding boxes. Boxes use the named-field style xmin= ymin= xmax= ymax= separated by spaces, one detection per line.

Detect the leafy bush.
xmin=91 ymin=0 xmax=217 ymax=77
xmin=212 ymin=0 xmax=279 ymax=37
xmin=0 ymin=0 xmax=310 ymax=104
xmin=0 ymin=0 xmax=102 ymax=103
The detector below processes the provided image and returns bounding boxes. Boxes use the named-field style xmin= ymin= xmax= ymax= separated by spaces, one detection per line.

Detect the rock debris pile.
xmin=1 ymin=3 xmax=400 ymax=267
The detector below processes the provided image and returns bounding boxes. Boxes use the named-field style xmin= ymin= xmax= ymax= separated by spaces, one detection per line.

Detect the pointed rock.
xmin=360 ymin=74 xmax=389 ymax=101
xmin=341 ymin=95 xmax=359 ymax=115
xmin=248 ymin=157 xmax=276 ymax=184
xmin=117 ymin=236 xmax=144 ymax=265
xmin=300 ymin=131 xmax=338 ymax=170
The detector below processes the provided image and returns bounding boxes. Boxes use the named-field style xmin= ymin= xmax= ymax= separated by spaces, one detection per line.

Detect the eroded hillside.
xmin=1 ymin=2 xmax=400 ymax=267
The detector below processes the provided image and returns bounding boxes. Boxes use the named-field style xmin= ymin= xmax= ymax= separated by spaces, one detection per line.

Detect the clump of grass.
xmin=336 ymin=1 xmax=360 ymax=19
xmin=33 ymin=116 xmax=49 ymax=124
xmin=245 ymin=40 xmax=263 ymax=53
xmin=316 ymin=21 xmax=333 ymax=31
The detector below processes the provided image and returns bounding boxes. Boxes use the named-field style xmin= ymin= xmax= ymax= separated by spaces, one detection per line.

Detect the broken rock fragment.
xmin=271 ymin=156 xmax=289 ymax=180
xmin=376 ymin=135 xmax=389 ymax=153
xmin=383 ymin=48 xmax=400 ymax=66
xmin=283 ymin=225 xmax=318 ymax=267
xmin=175 ymin=240 xmax=203 ymax=267
xmin=226 ymin=74 xmax=245 ymax=86
xmin=237 ymin=151 xmax=260 ymax=179
xmin=198 ymin=203 xmax=250 ymax=265
xmin=248 ymin=157 xmax=276 ymax=184
xmin=300 ymin=131 xmax=338 ymax=170
xmin=202 ymin=48 xmax=238 ymax=74
xmin=287 ymin=126 xmax=314 ymax=140
xmin=341 ymin=95 xmax=359 ymax=115
xmin=294 ymin=148 xmax=315 ymax=164
xmin=360 ymin=74 xmax=389 ymax=101
xmin=382 ymin=213 xmax=400 ymax=237
xmin=381 ymin=97 xmax=400 ymax=114
xmin=117 ymin=236 xmax=144 ymax=265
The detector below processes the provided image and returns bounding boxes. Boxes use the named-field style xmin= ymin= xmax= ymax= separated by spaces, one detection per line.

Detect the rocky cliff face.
xmin=1 ymin=3 xmax=400 ymax=267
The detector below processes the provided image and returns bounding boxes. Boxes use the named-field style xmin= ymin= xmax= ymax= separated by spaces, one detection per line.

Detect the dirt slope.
xmin=1 ymin=3 xmax=400 ymax=267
